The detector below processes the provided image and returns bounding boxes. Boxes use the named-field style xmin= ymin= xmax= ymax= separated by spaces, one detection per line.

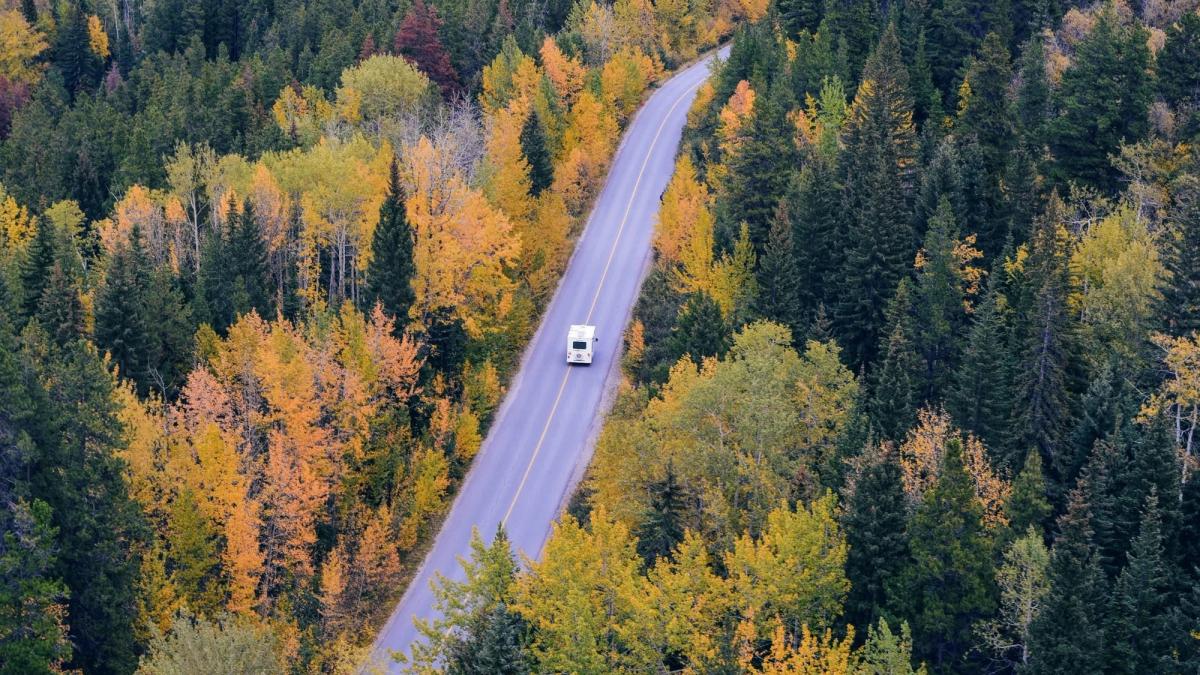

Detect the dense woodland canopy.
xmin=3 ymin=0 xmax=1200 ymax=672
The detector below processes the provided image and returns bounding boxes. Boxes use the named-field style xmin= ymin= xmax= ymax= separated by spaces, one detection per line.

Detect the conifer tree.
xmin=1026 ymin=478 xmax=1107 ymax=674
xmin=948 ymin=281 xmax=1014 ymax=461
xmin=868 ymin=281 xmax=919 ymax=442
xmin=835 ymin=25 xmax=919 ymax=368
xmin=635 ymin=462 xmax=687 ymax=564
xmin=1161 ymin=177 xmax=1200 ymax=336
xmin=19 ymin=216 xmax=58 ymax=322
xmin=821 ymin=0 xmax=881 ymax=79
xmin=1007 ymin=451 xmax=1052 ymax=538
xmin=1047 ymin=5 xmax=1152 ymax=193
xmin=669 ymin=292 xmax=730 ymax=366
xmin=228 ymin=199 xmax=271 ymax=318
xmin=1157 ymin=12 xmax=1200 ymax=110
xmin=720 ymin=81 xmax=798 ymax=250
xmin=1104 ymin=493 xmax=1172 ymax=675
xmin=791 ymin=156 xmax=841 ymax=325
xmin=35 ymin=261 xmax=86 ymax=347
xmin=911 ymin=197 xmax=968 ymax=404
xmin=366 ymin=159 xmax=416 ymax=329
xmin=1066 ymin=361 xmax=1137 ymax=490
xmin=755 ymin=203 xmax=801 ymax=335
xmin=956 ymin=32 xmax=1014 ymax=259
xmin=94 ymin=227 xmax=151 ymax=389
xmin=899 ymin=437 xmax=996 ymax=670
xmin=1014 ymin=34 xmax=1051 ymax=148
xmin=520 ymin=109 xmax=553 ymax=197
xmin=844 ymin=450 xmax=909 ymax=632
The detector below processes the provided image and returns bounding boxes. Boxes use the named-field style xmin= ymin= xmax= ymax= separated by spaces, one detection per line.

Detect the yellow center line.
xmin=500 ymin=76 xmax=706 ymax=528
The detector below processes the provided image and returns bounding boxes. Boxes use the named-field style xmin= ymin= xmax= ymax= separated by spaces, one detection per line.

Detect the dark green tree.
xmin=1006 ymin=450 xmax=1053 ymax=539
xmin=790 ymin=154 xmax=841 ymax=325
xmin=1158 ymin=12 xmax=1200 ymax=109
xmin=520 ymin=108 xmax=553 ymax=197
xmin=0 ymin=498 xmax=71 ymax=675
xmin=821 ymin=0 xmax=881 ymax=79
xmin=911 ymin=197 xmax=967 ymax=403
xmin=834 ymin=25 xmax=919 ymax=368
xmin=228 ymin=199 xmax=271 ymax=319
xmin=868 ymin=282 xmax=919 ymax=443
xmin=755 ymin=203 xmax=801 ymax=335
xmin=1161 ymin=177 xmax=1200 ymax=336
xmin=365 ymin=159 xmax=416 ymax=328
xmin=1104 ymin=493 xmax=1172 ymax=675
xmin=844 ymin=449 xmax=909 ymax=632
xmin=899 ymin=438 xmax=996 ymax=671
xmin=947 ymin=282 xmax=1014 ymax=460
xmin=669 ymin=292 xmax=730 ymax=366
xmin=18 ymin=217 xmax=59 ymax=323
xmin=1026 ymin=478 xmax=1107 ymax=675
xmin=956 ymin=32 xmax=1014 ymax=258
xmin=777 ymin=0 xmax=823 ymax=37
xmin=35 ymin=262 xmax=86 ymax=347
xmin=94 ymin=228 xmax=151 ymax=390
xmin=1046 ymin=5 xmax=1152 ymax=193
xmin=635 ymin=463 xmax=688 ymax=564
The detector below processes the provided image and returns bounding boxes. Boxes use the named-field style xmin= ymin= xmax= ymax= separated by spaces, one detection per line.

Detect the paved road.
xmin=372 ymin=47 xmax=728 ymax=669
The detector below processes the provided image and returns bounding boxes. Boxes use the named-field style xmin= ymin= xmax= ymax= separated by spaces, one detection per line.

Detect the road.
xmin=372 ymin=46 xmax=728 ymax=669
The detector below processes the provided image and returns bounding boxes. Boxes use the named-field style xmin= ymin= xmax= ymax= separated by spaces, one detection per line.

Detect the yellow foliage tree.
xmin=87 ymin=15 xmax=109 ymax=59
xmin=539 ymin=36 xmax=587 ymax=109
xmin=0 ymin=10 xmax=48 ymax=86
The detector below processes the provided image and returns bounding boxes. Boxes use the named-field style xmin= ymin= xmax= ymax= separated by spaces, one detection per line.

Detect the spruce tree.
xmin=446 ymin=601 xmax=530 ymax=675
xmin=94 ymin=227 xmax=151 ymax=390
xmin=1158 ymin=12 xmax=1200 ymax=110
xmin=366 ymin=159 xmax=417 ymax=329
xmin=1161 ymin=177 xmax=1200 ymax=336
xmin=948 ymin=281 xmax=1014 ymax=463
xmin=229 ymin=199 xmax=271 ymax=318
xmin=1047 ymin=5 xmax=1153 ymax=193
xmin=520 ymin=108 xmax=553 ymax=197
xmin=821 ymin=0 xmax=881 ymax=79
xmin=1026 ymin=479 xmax=1107 ymax=675
xmin=1066 ymin=361 xmax=1137 ymax=491
xmin=956 ymin=32 xmax=1014 ymax=259
xmin=776 ymin=0 xmax=823 ymax=37
xmin=899 ymin=438 xmax=996 ymax=670
xmin=911 ymin=197 xmax=967 ymax=404
xmin=844 ymin=450 xmax=910 ymax=632
xmin=1007 ymin=451 xmax=1053 ymax=539
xmin=1104 ymin=493 xmax=1172 ymax=675
xmin=635 ymin=463 xmax=687 ymax=564
xmin=755 ymin=203 xmax=801 ymax=335
xmin=669 ymin=292 xmax=730 ymax=366
xmin=35 ymin=261 xmax=86 ymax=347
xmin=868 ymin=282 xmax=919 ymax=443
xmin=791 ymin=155 xmax=841 ymax=325
xmin=19 ymin=217 xmax=59 ymax=323
xmin=835 ymin=25 xmax=919 ymax=368
xmin=1014 ymin=34 xmax=1052 ymax=148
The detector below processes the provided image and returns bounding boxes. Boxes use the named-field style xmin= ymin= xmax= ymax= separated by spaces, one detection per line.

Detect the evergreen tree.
xmin=821 ymin=0 xmax=881 ymax=79
xmin=1047 ymin=5 xmax=1152 ymax=193
xmin=519 ymin=109 xmax=552 ymax=197
xmin=948 ymin=281 xmax=1014 ymax=460
xmin=1007 ymin=451 xmax=1053 ymax=538
xmin=956 ymin=32 xmax=1014 ymax=259
xmin=927 ymin=0 xmax=987 ymax=99
xmin=1161 ymin=177 xmax=1200 ymax=336
xmin=366 ymin=159 xmax=417 ymax=328
xmin=899 ymin=438 xmax=996 ymax=671
xmin=844 ymin=450 xmax=910 ymax=632
xmin=868 ymin=282 xmax=919 ymax=443
xmin=835 ymin=25 xmax=919 ymax=368
xmin=51 ymin=3 xmax=103 ymax=96
xmin=755 ymin=203 xmax=801 ymax=335
xmin=719 ymin=81 xmax=799 ymax=250
xmin=791 ymin=155 xmax=841 ymax=325
xmin=18 ymin=217 xmax=58 ymax=323
xmin=1014 ymin=34 xmax=1052 ymax=148
xmin=445 ymin=601 xmax=530 ymax=675
xmin=228 ymin=199 xmax=271 ymax=318
xmin=35 ymin=261 xmax=86 ymax=347
xmin=0 ymin=498 xmax=71 ymax=673
xmin=635 ymin=463 xmax=687 ymax=564
xmin=1011 ymin=197 xmax=1076 ymax=492
xmin=668 ymin=292 xmax=730 ymax=366
xmin=94 ymin=227 xmax=151 ymax=390
xmin=1067 ymin=361 xmax=1136 ymax=492
xmin=1158 ymin=12 xmax=1200 ymax=110
xmin=1104 ymin=493 xmax=1172 ymax=675
xmin=1026 ymin=477 xmax=1107 ymax=675
xmin=911 ymin=197 xmax=967 ymax=404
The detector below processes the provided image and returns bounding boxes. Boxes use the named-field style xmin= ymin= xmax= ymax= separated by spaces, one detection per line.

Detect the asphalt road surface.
xmin=372 ymin=46 xmax=729 ymax=669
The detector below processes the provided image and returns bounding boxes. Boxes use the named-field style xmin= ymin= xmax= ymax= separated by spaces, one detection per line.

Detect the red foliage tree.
xmin=393 ymin=0 xmax=460 ymax=96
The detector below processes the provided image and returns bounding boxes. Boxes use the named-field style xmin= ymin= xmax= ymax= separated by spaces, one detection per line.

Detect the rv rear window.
xmin=572 ymin=341 xmax=588 ymax=350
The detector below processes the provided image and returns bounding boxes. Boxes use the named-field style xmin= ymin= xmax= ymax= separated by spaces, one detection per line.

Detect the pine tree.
xmin=1158 ymin=12 xmax=1200 ymax=110
xmin=1161 ymin=177 xmax=1200 ymax=336
xmin=446 ymin=601 xmax=530 ymax=675
xmin=94 ymin=227 xmax=151 ymax=390
xmin=1011 ymin=197 xmax=1076 ymax=493
xmin=1014 ymin=34 xmax=1051 ymax=149
xmin=1104 ymin=493 xmax=1172 ymax=675
xmin=791 ymin=155 xmax=841 ymax=325
xmin=948 ymin=281 xmax=1014 ymax=462
xmin=1047 ymin=5 xmax=1152 ymax=193
xmin=395 ymin=0 xmax=461 ymax=96
xmin=0 ymin=498 xmax=71 ymax=673
xmin=1066 ymin=361 xmax=1137 ymax=493
xmin=835 ymin=25 xmax=919 ymax=368
xmin=755 ymin=203 xmax=801 ymax=335
xmin=19 ymin=216 xmax=58 ymax=322
xmin=669 ymin=292 xmax=730 ymax=366
xmin=35 ymin=261 xmax=86 ymax=347
xmin=1007 ymin=451 xmax=1052 ymax=538
xmin=911 ymin=197 xmax=967 ymax=404
xmin=520 ymin=108 xmax=553 ymax=197
xmin=927 ymin=0 xmax=986 ymax=99
xmin=844 ymin=450 xmax=909 ymax=632
xmin=229 ymin=199 xmax=271 ymax=319
xmin=719 ymin=81 xmax=799 ymax=251
xmin=956 ymin=32 xmax=1014 ymax=259
xmin=868 ymin=281 xmax=919 ymax=443
xmin=1026 ymin=478 xmax=1107 ymax=674
xmin=635 ymin=463 xmax=687 ymax=564
xmin=899 ymin=437 xmax=996 ymax=670
xmin=821 ymin=0 xmax=881 ymax=79
xmin=366 ymin=159 xmax=417 ymax=329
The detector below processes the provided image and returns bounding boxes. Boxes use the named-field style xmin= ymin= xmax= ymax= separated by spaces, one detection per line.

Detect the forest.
xmin=2 ymin=0 xmax=1199 ymax=673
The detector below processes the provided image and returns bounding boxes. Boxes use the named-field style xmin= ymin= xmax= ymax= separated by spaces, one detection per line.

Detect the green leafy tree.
xmin=1047 ymin=5 xmax=1153 ymax=193
xmin=1006 ymin=451 xmax=1052 ymax=537
xmin=136 ymin=611 xmax=281 ymax=675
xmin=0 ymin=498 xmax=71 ymax=674
xmin=899 ymin=438 xmax=996 ymax=671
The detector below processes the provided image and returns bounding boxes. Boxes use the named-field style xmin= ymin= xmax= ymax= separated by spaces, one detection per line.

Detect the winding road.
xmin=372 ymin=46 xmax=728 ymax=668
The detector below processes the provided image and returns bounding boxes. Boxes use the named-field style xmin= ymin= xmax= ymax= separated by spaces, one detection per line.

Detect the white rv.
xmin=567 ymin=325 xmax=597 ymax=364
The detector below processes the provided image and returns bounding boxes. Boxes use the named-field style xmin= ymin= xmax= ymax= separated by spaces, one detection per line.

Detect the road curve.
xmin=372 ymin=47 xmax=728 ymax=668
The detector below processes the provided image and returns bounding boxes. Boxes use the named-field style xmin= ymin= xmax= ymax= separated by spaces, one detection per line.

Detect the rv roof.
xmin=568 ymin=324 xmax=595 ymax=340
